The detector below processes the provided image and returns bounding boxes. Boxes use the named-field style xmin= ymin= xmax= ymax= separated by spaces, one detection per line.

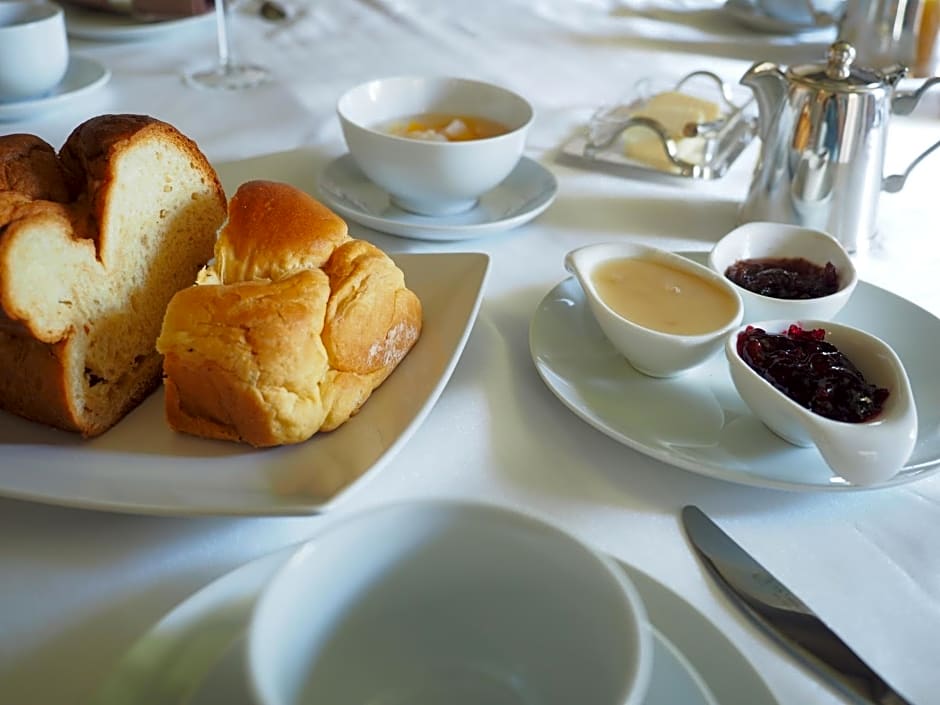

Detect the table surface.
xmin=2 ymin=1 xmax=940 ymax=704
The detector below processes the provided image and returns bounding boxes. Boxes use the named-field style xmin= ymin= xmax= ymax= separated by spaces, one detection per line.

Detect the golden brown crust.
xmin=215 ymin=180 xmax=349 ymax=283
xmin=0 ymin=134 xmax=71 ymax=202
xmin=158 ymin=182 xmax=423 ymax=447
xmin=0 ymin=333 xmax=80 ymax=432
xmin=322 ymin=239 xmax=422 ymax=374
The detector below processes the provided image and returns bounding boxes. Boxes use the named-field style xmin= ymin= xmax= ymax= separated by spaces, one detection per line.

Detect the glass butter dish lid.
xmin=560 ymin=71 xmax=758 ymax=181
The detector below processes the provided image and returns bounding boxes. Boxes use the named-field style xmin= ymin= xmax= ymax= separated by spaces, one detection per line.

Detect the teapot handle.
xmin=883 ymin=139 xmax=940 ymax=193
xmin=883 ymin=77 xmax=940 ymax=193
xmin=892 ymin=76 xmax=940 ymax=116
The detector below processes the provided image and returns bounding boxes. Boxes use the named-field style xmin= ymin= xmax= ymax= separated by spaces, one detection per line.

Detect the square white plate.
xmin=0 ymin=252 xmax=489 ymax=516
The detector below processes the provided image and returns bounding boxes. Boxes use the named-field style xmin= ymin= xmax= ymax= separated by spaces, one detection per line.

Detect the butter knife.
xmin=681 ymin=505 xmax=914 ymax=705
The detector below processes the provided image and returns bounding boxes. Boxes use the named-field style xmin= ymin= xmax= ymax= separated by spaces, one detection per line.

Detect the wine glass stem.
xmin=214 ymin=0 xmax=232 ymax=71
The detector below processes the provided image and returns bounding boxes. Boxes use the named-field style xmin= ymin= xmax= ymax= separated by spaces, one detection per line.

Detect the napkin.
xmin=61 ymin=0 xmax=212 ymax=19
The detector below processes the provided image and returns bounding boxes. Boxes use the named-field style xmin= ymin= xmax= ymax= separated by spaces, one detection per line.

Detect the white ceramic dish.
xmin=727 ymin=320 xmax=917 ymax=486
xmin=565 ymin=242 xmax=743 ymax=378
xmin=63 ymin=4 xmax=214 ymax=41
xmin=0 ymin=1 xmax=68 ymax=101
xmin=89 ymin=544 xmax=771 ymax=705
xmin=337 ymin=76 xmax=534 ymax=216
xmin=529 ymin=254 xmax=940 ymax=491
xmin=708 ymin=222 xmax=857 ymax=323
xmin=248 ymin=501 xmax=652 ymax=705
xmin=317 ymin=154 xmax=557 ymax=241
xmin=0 ymin=252 xmax=489 ymax=516
xmin=0 ymin=55 xmax=109 ymax=122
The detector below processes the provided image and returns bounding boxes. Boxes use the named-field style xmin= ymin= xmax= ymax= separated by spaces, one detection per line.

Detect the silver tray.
xmin=559 ymin=71 xmax=758 ymax=181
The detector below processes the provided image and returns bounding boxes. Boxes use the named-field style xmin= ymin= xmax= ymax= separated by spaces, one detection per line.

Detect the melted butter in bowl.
xmin=565 ymin=243 xmax=743 ymax=378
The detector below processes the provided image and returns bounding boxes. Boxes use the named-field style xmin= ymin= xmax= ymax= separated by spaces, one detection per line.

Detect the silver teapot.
xmin=739 ymin=40 xmax=940 ymax=252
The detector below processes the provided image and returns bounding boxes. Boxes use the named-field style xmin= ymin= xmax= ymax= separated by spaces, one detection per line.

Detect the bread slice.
xmin=0 ymin=115 xmax=227 ymax=437
xmin=156 ymin=181 xmax=422 ymax=447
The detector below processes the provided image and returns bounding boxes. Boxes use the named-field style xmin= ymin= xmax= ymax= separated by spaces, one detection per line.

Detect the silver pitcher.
xmin=739 ymin=40 xmax=940 ymax=252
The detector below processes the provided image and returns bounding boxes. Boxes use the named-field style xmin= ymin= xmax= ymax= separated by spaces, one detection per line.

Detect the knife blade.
xmin=681 ymin=505 xmax=914 ymax=705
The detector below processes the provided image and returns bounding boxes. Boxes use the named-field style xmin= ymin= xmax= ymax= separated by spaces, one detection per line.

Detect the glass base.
xmin=185 ymin=63 xmax=270 ymax=91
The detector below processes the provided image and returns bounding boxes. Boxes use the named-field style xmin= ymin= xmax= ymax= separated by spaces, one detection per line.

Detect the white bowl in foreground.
xmin=337 ymin=76 xmax=533 ymax=216
xmin=566 ymin=242 xmax=743 ymax=378
xmin=727 ymin=320 xmax=917 ymax=486
xmin=708 ymin=222 xmax=857 ymax=323
xmin=247 ymin=500 xmax=653 ymax=705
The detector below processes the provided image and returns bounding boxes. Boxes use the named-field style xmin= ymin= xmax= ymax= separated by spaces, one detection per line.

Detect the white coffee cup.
xmin=0 ymin=1 xmax=69 ymax=101
xmin=247 ymin=499 xmax=653 ymax=705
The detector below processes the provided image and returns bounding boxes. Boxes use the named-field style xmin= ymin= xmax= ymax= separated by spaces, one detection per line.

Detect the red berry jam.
xmin=725 ymin=257 xmax=839 ymax=299
xmin=736 ymin=325 xmax=889 ymax=423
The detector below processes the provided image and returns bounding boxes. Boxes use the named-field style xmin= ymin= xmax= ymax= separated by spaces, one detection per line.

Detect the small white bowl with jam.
xmin=565 ymin=242 xmax=743 ymax=378
xmin=708 ymin=222 xmax=857 ymax=322
xmin=727 ymin=320 xmax=917 ymax=486
xmin=337 ymin=76 xmax=533 ymax=216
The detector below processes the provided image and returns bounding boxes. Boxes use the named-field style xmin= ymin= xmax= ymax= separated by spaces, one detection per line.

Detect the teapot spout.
xmin=741 ymin=61 xmax=787 ymax=143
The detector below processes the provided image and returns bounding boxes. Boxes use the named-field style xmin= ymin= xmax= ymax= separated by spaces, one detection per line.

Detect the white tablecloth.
xmin=2 ymin=1 xmax=939 ymax=704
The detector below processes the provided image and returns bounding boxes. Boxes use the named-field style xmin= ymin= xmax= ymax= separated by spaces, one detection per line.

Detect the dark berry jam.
xmin=725 ymin=257 xmax=839 ymax=299
xmin=736 ymin=325 xmax=889 ymax=423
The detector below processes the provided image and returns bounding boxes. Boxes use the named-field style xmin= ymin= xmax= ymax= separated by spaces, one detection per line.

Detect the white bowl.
xmin=0 ymin=1 xmax=68 ymax=101
xmin=708 ymin=222 xmax=857 ymax=323
xmin=566 ymin=242 xmax=743 ymax=378
xmin=727 ymin=319 xmax=918 ymax=486
xmin=247 ymin=500 xmax=653 ymax=705
xmin=337 ymin=76 xmax=533 ymax=216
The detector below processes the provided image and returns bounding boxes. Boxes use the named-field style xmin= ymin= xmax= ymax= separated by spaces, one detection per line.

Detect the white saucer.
xmin=89 ymin=545 xmax=777 ymax=705
xmin=317 ymin=154 xmax=558 ymax=241
xmin=64 ymin=4 xmax=215 ymax=41
xmin=529 ymin=254 xmax=940 ymax=492
xmin=0 ymin=55 xmax=110 ymax=122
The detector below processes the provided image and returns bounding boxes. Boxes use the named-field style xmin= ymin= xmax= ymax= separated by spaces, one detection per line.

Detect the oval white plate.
xmin=0 ymin=55 xmax=109 ymax=122
xmin=64 ymin=5 xmax=214 ymax=41
xmin=317 ymin=154 xmax=557 ymax=241
xmin=89 ymin=545 xmax=775 ymax=705
xmin=529 ymin=258 xmax=940 ymax=492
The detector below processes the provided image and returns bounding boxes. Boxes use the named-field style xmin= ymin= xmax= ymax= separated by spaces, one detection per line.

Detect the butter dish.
xmin=559 ymin=71 xmax=757 ymax=181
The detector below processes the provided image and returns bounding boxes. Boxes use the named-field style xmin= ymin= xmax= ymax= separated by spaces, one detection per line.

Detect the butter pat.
xmin=630 ymin=91 xmax=721 ymax=135
xmin=623 ymin=91 xmax=722 ymax=171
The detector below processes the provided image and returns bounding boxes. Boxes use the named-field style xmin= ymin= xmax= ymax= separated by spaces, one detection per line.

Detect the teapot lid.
xmin=789 ymin=41 xmax=892 ymax=92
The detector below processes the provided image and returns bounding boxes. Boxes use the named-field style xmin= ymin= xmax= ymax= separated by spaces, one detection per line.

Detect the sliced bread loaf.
xmin=0 ymin=114 xmax=226 ymax=437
